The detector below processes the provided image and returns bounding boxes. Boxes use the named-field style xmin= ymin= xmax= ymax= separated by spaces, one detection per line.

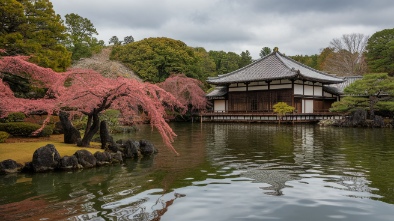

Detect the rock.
xmin=59 ymin=111 xmax=81 ymax=144
xmin=100 ymin=121 xmax=114 ymax=149
xmin=373 ymin=115 xmax=385 ymax=127
xmin=139 ymin=140 xmax=157 ymax=156
xmin=94 ymin=151 xmax=112 ymax=166
xmin=111 ymin=152 xmax=123 ymax=164
xmin=32 ymin=144 xmax=61 ymax=172
xmin=0 ymin=159 xmax=23 ymax=174
xmin=59 ymin=155 xmax=80 ymax=170
xmin=123 ymin=139 xmax=139 ymax=158
xmin=108 ymin=143 xmax=120 ymax=153
xmin=74 ymin=150 xmax=97 ymax=168
xmin=22 ymin=162 xmax=33 ymax=173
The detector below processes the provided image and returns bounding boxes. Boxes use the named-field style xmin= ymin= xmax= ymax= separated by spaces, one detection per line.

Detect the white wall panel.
xmin=214 ymin=100 xmax=226 ymax=112
xmin=271 ymin=84 xmax=292 ymax=89
xmin=249 ymin=85 xmax=268 ymax=91
xmin=303 ymin=99 xmax=314 ymax=113
xmin=304 ymin=85 xmax=314 ymax=96
xmin=314 ymin=86 xmax=323 ymax=96
xmin=229 ymin=87 xmax=247 ymax=92
xmin=294 ymin=84 xmax=303 ymax=95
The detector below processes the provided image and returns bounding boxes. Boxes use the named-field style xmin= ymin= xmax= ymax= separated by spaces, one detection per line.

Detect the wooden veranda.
xmin=200 ymin=111 xmax=343 ymax=123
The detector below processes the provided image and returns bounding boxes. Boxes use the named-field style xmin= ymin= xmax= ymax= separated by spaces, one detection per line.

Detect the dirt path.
xmin=72 ymin=47 xmax=142 ymax=81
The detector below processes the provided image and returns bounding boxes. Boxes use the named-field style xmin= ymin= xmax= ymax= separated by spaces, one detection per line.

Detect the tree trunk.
xmin=78 ymin=112 xmax=100 ymax=147
xmin=59 ymin=111 xmax=81 ymax=144
xmin=369 ymin=96 xmax=378 ymax=120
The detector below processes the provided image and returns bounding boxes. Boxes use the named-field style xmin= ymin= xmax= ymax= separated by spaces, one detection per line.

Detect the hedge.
xmin=0 ymin=122 xmax=53 ymax=137
xmin=0 ymin=131 xmax=9 ymax=143
xmin=0 ymin=112 xmax=26 ymax=123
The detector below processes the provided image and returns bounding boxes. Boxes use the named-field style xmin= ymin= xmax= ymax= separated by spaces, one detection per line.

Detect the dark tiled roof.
xmin=206 ymin=86 xmax=228 ymax=98
xmin=323 ymin=76 xmax=362 ymax=95
xmin=207 ymin=51 xmax=344 ymax=85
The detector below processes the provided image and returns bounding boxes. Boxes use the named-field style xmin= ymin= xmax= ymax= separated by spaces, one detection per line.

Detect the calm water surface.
xmin=1 ymin=123 xmax=394 ymax=221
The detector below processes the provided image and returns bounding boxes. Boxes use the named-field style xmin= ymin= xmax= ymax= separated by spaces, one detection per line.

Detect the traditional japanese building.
xmin=206 ymin=49 xmax=344 ymax=115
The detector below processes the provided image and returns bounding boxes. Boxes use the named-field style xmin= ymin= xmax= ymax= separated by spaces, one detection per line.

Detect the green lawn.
xmin=0 ymin=135 xmax=103 ymax=164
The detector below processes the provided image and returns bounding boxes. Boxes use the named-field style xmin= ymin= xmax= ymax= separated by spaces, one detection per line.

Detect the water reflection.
xmin=1 ymin=123 xmax=394 ymax=220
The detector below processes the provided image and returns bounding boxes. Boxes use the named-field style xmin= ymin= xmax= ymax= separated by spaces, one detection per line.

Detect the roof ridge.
xmin=209 ymin=52 xmax=275 ymax=80
xmin=275 ymin=52 xmax=298 ymax=73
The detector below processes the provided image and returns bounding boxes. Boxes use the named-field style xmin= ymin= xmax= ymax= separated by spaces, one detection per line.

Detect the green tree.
xmin=64 ymin=13 xmax=104 ymax=61
xmin=366 ymin=28 xmax=394 ymax=76
xmin=191 ymin=47 xmax=216 ymax=83
xmin=239 ymin=50 xmax=253 ymax=68
xmin=110 ymin=37 xmax=198 ymax=83
xmin=260 ymin=47 xmax=272 ymax=58
xmin=290 ymin=54 xmax=319 ymax=69
xmin=109 ymin=35 xmax=121 ymax=45
xmin=123 ymin=35 xmax=134 ymax=44
xmin=208 ymin=50 xmax=241 ymax=75
xmin=330 ymin=73 xmax=394 ymax=119
xmin=0 ymin=0 xmax=71 ymax=71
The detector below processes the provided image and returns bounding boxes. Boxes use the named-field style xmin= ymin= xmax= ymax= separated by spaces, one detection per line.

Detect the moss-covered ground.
xmin=0 ymin=134 xmax=102 ymax=164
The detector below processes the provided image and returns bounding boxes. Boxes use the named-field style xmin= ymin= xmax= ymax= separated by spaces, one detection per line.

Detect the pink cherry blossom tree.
xmin=0 ymin=53 xmax=185 ymax=155
xmin=158 ymin=74 xmax=207 ymax=115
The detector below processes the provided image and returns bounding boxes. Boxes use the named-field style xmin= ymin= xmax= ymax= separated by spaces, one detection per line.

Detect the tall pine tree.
xmin=0 ymin=0 xmax=71 ymax=71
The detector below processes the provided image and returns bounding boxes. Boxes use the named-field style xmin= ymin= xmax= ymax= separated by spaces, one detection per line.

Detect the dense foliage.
xmin=110 ymin=37 xmax=198 ymax=83
xmin=63 ymin=13 xmax=105 ymax=61
xmin=273 ymin=102 xmax=295 ymax=116
xmin=209 ymin=50 xmax=252 ymax=75
xmin=110 ymin=37 xmax=253 ymax=83
xmin=158 ymin=74 xmax=207 ymax=114
xmin=366 ymin=28 xmax=394 ymax=76
xmin=330 ymin=73 xmax=394 ymax=119
xmin=0 ymin=122 xmax=53 ymax=137
xmin=290 ymin=54 xmax=319 ymax=70
xmin=0 ymin=0 xmax=71 ymax=71
xmin=0 ymin=131 xmax=9 ymax=143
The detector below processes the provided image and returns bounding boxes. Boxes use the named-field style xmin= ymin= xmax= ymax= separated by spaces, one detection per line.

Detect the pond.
xmin=1 ymin=123 xmax=394 ymax=221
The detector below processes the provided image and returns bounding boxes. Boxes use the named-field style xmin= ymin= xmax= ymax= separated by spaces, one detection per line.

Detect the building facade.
xmin=206 ymin=50 xmax=344 ymax=114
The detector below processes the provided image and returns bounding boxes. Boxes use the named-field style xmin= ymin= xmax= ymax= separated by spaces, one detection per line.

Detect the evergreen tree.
xmin=260 ymin=47 xmax=272 ymax=58
xmin=64 ymin=13 xmax=104 ymax=61
xmin=0 ymin=0 xmax=71 ymax=71
xmin=366 ymin=28 xmax=394 ymax=76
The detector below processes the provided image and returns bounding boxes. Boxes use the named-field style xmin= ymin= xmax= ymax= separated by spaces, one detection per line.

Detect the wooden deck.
xmin=200 ymin=111 xmax=343 ymax=123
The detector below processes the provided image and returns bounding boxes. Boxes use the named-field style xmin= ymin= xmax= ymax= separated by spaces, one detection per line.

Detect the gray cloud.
xmin=52 ymin=0 xmax=394 ymax=58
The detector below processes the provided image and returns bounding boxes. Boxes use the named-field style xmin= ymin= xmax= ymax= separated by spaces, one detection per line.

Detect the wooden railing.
xmin=200 ymin=111 xmax=343 ymax=123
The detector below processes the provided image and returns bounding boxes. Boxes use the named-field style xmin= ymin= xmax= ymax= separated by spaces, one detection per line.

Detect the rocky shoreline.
xmin=0 ymin=138 xmax=157 ymax=175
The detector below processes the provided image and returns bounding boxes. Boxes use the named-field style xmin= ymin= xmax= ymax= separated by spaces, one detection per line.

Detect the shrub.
xmin=0 ymin=131 xmax=10 ymax=143
xmin=0 ymin=122 xmax=53 ymax=137
xmin=0 ymin=112 xmax=26 ymax=123
xmin=273 ymin=102 xmax=295 ymax=116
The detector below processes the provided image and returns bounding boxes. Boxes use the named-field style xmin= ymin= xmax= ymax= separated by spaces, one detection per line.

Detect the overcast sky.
xmin=51 ymin=0 xmax=394 ymax=59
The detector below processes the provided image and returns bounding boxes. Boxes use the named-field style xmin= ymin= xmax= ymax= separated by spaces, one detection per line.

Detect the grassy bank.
xmin=0 ymin=135 xmax=102 ymax=164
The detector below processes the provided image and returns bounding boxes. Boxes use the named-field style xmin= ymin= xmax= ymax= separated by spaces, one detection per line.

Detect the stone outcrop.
xmin=1 ymin=137 xmax=157 ymax=175
xmin=122 ymin=139 xmax=140 ymax=158
xmin=59 ymin=155 xmax=80 ymax=170
xmin=59 ymin=111 xmax=81 ymax=144
xmin=32 ymin=144 xmax=61 ymax=172
xmin=74 ymin=150 xmax=97 ymax=168
xmin=94 ymin=151 xmax=112 ymax=166
xmin=0 ymin=159 xmax=23 ymax=174
xmin=139 ymin=140 xmax=157 ymax=156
